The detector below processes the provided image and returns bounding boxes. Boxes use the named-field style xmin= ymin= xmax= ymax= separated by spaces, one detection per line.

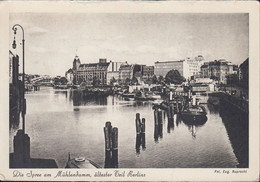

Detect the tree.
xmin=93 ymin=77 xmax=101 ymax=86
xmin=53 ymin=77 xmax=61 ymax=85
xmin=131 ymin=77 xmax=138 ymax=84
xmin=152 ymin=75 xmax=158 ymax=84
xmin=110 ymin=77 xmax=116 ymax=86
xmin=210 ymin=75 xmax=219 ymax=81
xmin=165 ymin=70 xmax=186 ymax=84
xmin=226 ymin=74 xmax=239 ymax=85
xmin=158 ymin=75 xmax=164 ymax=84
xmin=60 ymin=77 xmax=68 ymax=85
xmin=125 ymin=78 xmax=131 ymax=85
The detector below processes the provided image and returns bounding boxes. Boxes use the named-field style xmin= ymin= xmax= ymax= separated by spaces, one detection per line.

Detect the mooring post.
xmin=136 ymin=113 xmax=141 ymax=134
xmin=104 ymin=122 xmax=118 ymax=168
xmin=158 ymin=110 xmax=162 ymax=124
xmin=154 ymin=108 xmax=158 ymax=125
xmin=104 ymin=121 xmax=112 ymax=151
xmin=176 ymin=100 xmax=179 ymax=113
xmin=141 ymin=133 xmax=146 ymax=150
xmin=135 ymin=134 xmax=141 ymax=154
xmin=168 ymin=101 xmax=174 ymax=119
xmin=112 ymin=127 xmax=118 ymax=168
xmin=141 ymin=118 xmax=145 ymax=133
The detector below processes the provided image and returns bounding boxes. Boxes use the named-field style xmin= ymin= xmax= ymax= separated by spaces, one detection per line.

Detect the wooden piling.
xmin=104 ymin=122 xmax=118 ymax=168
xmin=141 ymin=133 xmax=146 ymax=150
xmin=167 ymin=101 xmax=174 ymax=119
xmin=135 ymin=134 xmax=141 ymax=154
xmin=154 ymin=125 xmax=159 ymax=142
xmin=154 ymin=109 xmax=158 ymax=125
xmin=136 ymin=113 xmax=141 ymax=134
xmin=112 ymin=128 xmax=118 ymax=150
xmin=158 ymin=110 xmax=162 ymax=124
xmin=104 ymin=126 xmax=111 ymax=151
xmin=141 ymin=118 xmax=145 ymax=133
xmin=112 ymin=127 xmax=118 ymax=168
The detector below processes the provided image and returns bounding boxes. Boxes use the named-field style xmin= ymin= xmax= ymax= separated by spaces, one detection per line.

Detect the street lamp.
xmin=12 ymin=24 xmax=26 ymax=134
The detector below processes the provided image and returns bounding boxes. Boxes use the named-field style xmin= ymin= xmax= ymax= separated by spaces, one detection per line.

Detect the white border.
xmin=0 ymin=1 xmax=259 ymax=181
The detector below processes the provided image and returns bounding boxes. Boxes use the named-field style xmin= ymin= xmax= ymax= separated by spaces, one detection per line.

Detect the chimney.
xmin=99 ymin=58 xmax=107 ymax=63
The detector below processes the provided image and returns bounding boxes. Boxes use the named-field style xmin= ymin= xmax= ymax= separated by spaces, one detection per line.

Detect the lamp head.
xmin=12 ymin=27 xmax=17 ymax=49
xmin=12 ymin=40 xmax=16 ymax=49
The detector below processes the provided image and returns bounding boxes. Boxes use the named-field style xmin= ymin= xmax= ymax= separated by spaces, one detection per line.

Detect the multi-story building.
xmin=106 ymin=61 xmax=125 ymax=85
xmin=9 ymin=51 xmax=19 ymax=86
xmin=227 ymin=63 xmax=238 ymax=75
xmin=208 ymin=60 xmax=229 ymax=83
xmin=119 ymin=64 xmax=134 ymax=81
xmin=200 ymin=59 xmax=239 ymax=84
xmin=239 ymin=58 xmax=249 ymax=84
xmin=72 ymin=55 xmax=81 ymax=84
xmin=200 ymin=62 xmax=209 ymax=78
xmin=9 ymin=50 xmax=22 ymax=125
xmin=65 ymin=68 xmax=74 ymax=85
xmin=154 ymin=60 xmax=185 ymax=78
xmin=142 ymin=66 xmax=154 ymax=82
xmin=77 ymin=59 xmax=110 ymax=86
xmin=119 ymin=63 xmax=144 ymax=82
xmin=154 ymin=56 xmax=205 ymax=80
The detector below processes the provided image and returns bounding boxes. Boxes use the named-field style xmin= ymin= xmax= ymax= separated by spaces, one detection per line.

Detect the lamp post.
xmin=12 ymin=24 xmax=25 ymax=134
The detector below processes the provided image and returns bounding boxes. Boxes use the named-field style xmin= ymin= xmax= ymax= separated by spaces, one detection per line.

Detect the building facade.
xmin=106 ymin=61 xmax=125 ymax=85
xmin=200 ymin=63 xmax=209 ymax=78
xmin=118 ymin=64 xmax=144 ymax=82
xmin=154 ymin=56 xmax=205 ymax=80
xmin=72 ymin=55 xmax=81 ymax=84
xmin=142 ymin=66 xmax=154 ymax=82
xmin=238 ymin=58 xmax=249 ymax=85
xmin=154 ymin=60 xmax=185 ymax=78
xmin=77 ymin=59 xmax=110 ymax=86
xmin=119 ymin=64 xmax=134 ymax=81
xmin=208 ymin=60 xmax=229 ymax=83
xmin=65 ymin=68 xmax=74 ymax=85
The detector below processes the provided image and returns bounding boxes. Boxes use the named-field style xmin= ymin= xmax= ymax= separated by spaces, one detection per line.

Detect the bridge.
xmin=30 ymin=75 xmax=53 ymax=86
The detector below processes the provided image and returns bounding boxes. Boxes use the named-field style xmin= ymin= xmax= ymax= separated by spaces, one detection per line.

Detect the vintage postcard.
xmin=0 ymin=1 xmax=259 ymax=181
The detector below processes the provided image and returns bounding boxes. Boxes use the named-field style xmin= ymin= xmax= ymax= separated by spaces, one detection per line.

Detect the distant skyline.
xmin=9 ymin=13 xmax=249 ymax=76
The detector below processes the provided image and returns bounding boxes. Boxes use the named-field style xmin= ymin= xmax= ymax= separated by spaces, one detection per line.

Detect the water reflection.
xmin=167 ymin=118 xmax=174 ymax=133
xmin=175 ymin=114 xmax=182 ymax=127
xmin=219 ymin=103 xmax=248 ymax=168
xmin=70 ymin=90 xmax=108 ymax=109
xmin=182 ymin=115 xmax=207 ymax=139
xmin=154 ymin=109 xmax=163 ymax=142
xmin=135 ymin=133 xmax=146 ymax=155
xmin=11 ymin=88 xmax=247 ymax=168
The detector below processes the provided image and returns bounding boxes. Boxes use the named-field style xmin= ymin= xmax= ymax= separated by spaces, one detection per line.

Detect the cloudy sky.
xmin=9 ymin=13 xmax=248 ymax=76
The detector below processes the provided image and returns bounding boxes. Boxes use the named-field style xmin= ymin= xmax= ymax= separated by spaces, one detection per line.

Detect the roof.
xmin=201 ymin=64 xmax=208 ymax=68
xmin=155 ymin=60 xmax=184 ymax=64
xmin=79 ymin=63 xmax=110 ymax=69
xmin=209 ymin=60 xmax=228 ymax=66
xmin=66 ymin=68 xmax=73 ymax=73
xmin=239 ymin=58 xmax=249 ymax=69
xmin=119 ymin=64 xmax=132 ymax=70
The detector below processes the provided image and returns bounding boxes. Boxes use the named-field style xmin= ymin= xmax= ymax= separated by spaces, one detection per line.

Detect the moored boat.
xmin=65 ymin=153 xmax=101 ymax=168
xmin=53 ymin=84 xmax=68 ymax=89
xmin=181 ymin=105 xmax=207 ymax=122
xmin=122 ymin=93 xmax=135 ymax=98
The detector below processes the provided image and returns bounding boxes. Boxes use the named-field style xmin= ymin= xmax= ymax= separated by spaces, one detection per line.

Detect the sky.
xmin=9 ymin=13 xmax=249 ymax=76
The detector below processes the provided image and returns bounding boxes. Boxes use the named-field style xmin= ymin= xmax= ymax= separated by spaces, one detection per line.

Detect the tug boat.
xmin=181 ymin=104 xmax=207 ymax=123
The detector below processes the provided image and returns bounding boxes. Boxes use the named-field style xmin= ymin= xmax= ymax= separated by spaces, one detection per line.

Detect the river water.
xmin=9 ymin=87 xmax=248 ymax=168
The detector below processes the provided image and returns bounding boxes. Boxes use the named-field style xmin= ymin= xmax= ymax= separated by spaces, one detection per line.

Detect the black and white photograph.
xmin=1 ymin=1 xmax=259 ymax=181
